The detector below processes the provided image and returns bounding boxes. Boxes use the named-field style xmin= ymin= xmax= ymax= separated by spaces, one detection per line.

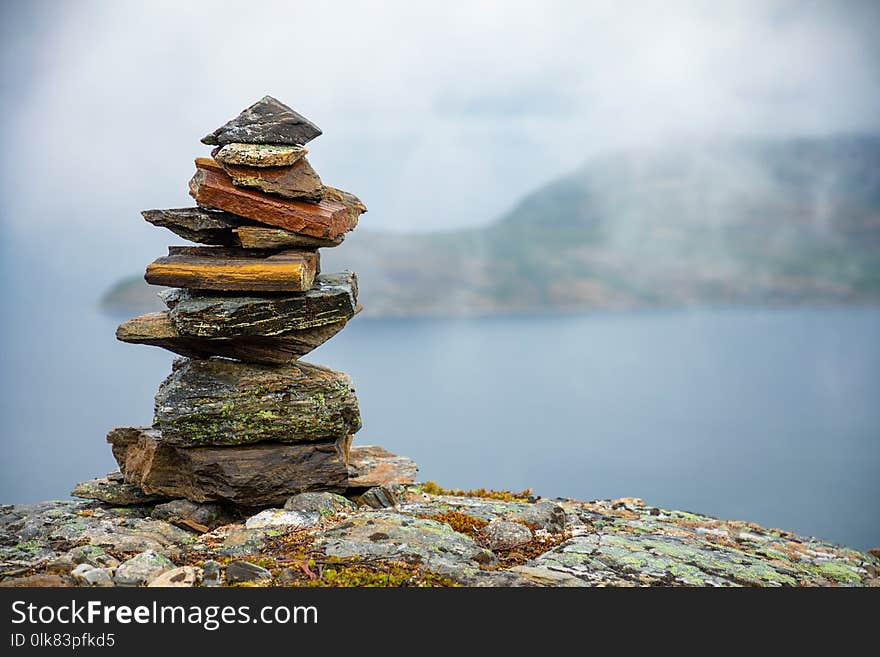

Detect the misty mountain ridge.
xmin=105 ymin=134 xmax=880 ymax=316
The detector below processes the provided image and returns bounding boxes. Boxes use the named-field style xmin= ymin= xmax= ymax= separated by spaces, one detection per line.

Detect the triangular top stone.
xmin=201 ymin=96 xmax=322 ymax=147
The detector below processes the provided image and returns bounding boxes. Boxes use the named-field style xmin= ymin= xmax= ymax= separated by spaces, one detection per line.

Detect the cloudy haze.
xmin=0 ymin=0 xmax=879 ymax=297
xmin=2 ymin=1 xmax=880 ymax=242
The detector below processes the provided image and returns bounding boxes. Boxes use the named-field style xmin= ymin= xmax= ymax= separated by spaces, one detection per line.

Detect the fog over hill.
xmin=104 ymin=135 xmax=880 ymax=317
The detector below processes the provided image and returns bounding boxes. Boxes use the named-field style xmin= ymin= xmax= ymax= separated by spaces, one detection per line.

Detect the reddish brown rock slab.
xmin=189 ymin=158 xmax=352 ymax=240
xmin=347 ymin=445 xmax=419 ymax=488
xmin=323 ymin=186 xmax=367 ymax=227
xmin=217 ymin=156 xmax=323 ymax=201
xmin=116 ymin=310 xmax=348 ymax=364
xmin=144 ymin=246 xmax=318 ymax=293
xmin=142 ymin=206 xmax=341 ymax=249
xmin=107 ymin=427 xmax=350 ymax=506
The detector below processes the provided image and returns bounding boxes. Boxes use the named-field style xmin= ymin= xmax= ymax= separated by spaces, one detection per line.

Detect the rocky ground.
xmin=1 ymin=479 xmax=877 ymax=587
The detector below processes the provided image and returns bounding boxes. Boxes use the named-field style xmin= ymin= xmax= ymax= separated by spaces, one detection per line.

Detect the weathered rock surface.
xmin=509 ymin=565 xmax=589 ymax=587
xmin=71 ymin=563 xmax=114 ymax=587
xmin=190 ymin=158 xmax=351 ymax=240
xmin=225 ymin=560 xmax=272 ymax=584
xmin=218 ymin=156 xmax=323 ymax=201
xmin=314 ymin=510 xmax=495 ymax=576
xmin=142 ymin=207 xmax=242 ymax=246
xmin=244 ymin=509 xmax=318 ymax=531
xmin=117 ymin=311 xmax=348 ymax=365
xmin=214 ymin=142 xmax=307 ymax=167
xmin=71 ymin=472 xmax=166 ymax=506
xmin=233 ymin=225 xmax=342 ymax=249
xmin=145 ymin=246 xmax=318 ymax=293
xmin=148 ymin=565 xmax=198 ymax=587
xmin=1 ymin=487 xmax=877 ymax=587
xmin=284 ymin=492 xmax=355 ymax=515
xmin=478 ymin=520 xmax=533 ymax=551
xmin=114 ymin=550 xmax=174 ymax=587
xmin=352 ymin=486 xmax=398 ymax=509
xmin=217 ymin=528 xmax=271 ymax=558
xmin=160 ymin=271 xmax=358 ymax=338
xmin=153 ymin=358 xmax=361 ymax=446
xmin=509 ymin=500 xmax=566 ymax=533
xmin=347 ymin=445 xmax=419 ymax=488
xmin=108 ymin=427 xmax=351 ymax=505
xmin=151 ymin=499 xmax=226 ymax=532
xmin=201 ymin=560 xmax=222 ymax=587
xmin=202 ymin=96 xmax=322 ymax=146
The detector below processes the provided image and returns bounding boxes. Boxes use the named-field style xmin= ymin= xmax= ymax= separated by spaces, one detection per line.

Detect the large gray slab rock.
xmin=160 ymin=272 xmax=357 ymax=338
xmin=202 ymin=96 xmax=322 ymax=146
xmin=142 ymin=207 xmax=242 ymax=246
xmin=314 ymin=510 xmax=495 ymax=575
xmin=117 ymin=311 xmax=348 ymax=365
xmin=153 ymin=358 xmax=361 ymax=446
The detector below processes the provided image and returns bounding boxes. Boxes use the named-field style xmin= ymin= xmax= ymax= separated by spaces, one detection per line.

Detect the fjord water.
xmin=2 ymin=299 xmax=878 ymax=550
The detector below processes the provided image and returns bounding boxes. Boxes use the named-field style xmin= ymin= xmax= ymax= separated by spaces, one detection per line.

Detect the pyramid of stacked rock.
xmin=73 ymin=97 xmax=415 ymax=508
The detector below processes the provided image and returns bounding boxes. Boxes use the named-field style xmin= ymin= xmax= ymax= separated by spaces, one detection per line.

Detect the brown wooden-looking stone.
xmin=116 ymin=310 xmax=349 ymax=364
xmin=153 ymin=358 xmax=361 ymax=447
xmin=189 ymin=158 xmax=352 ymax=240
xmin=107 ymin=427 xmax=349 ymax=505
xmin=144 ymin=246 xmax=318 ymax=292
xmin=233 ymin=225 xmax=342 ymax=249
xmin=217 ymin=156 xmax=323 ymax=201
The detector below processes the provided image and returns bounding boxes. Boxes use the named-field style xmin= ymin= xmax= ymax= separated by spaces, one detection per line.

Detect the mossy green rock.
xmin=154 ymin=358 xmax=361 ymax=447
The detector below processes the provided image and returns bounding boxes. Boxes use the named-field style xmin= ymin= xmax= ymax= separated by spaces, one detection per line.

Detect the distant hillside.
xmin=103 ymin=135 xmax=880 ymax=316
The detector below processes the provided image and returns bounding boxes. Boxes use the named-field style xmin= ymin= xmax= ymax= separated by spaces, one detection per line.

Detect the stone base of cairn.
xmin=73 ymin=97 xmax=416 ymax=509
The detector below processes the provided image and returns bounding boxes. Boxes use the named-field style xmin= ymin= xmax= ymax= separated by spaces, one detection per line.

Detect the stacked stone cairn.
xmin=73 ymin=97 xmax=415 ymax=509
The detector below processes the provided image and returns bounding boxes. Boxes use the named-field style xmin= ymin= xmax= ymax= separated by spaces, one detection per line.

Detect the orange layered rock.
xmin=188 ymin=157 xmax=352 ymax=240
xmin=145 ymin=246 xmax=318 ymax=292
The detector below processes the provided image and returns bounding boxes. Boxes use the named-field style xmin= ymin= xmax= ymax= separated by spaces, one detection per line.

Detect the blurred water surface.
xmin=1 ymin=289 xmax=878 ymax=549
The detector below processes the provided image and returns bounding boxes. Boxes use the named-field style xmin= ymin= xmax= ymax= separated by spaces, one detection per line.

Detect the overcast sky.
xmin=1 ymin=0 xmax=879 ymax=250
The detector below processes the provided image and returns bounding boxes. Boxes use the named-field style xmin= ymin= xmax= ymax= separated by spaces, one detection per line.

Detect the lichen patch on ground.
xmin=1 ymin=487 xmax=877 ymax=587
